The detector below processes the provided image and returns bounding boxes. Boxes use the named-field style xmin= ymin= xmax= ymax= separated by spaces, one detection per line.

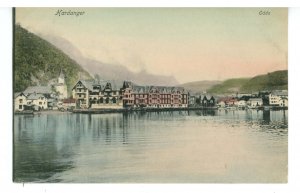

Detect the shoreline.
xmin=14 ymin=106 xmax=288 ymax=115
xmin=72 ymin=107 xmax=218 ymax=114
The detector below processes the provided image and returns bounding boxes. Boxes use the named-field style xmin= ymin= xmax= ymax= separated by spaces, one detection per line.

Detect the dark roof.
xmin=14 ymin=92 xmax=25 ymax=99
xmin=271 ymin=90 xmax=288 ymax=96
xmin=23 ymin=86 xmax=52 ymax=95
xmin=131 ymin=85 xmax=187 ymax=94
xmin=75 ymin=80 xmax=122 ymax=92
xmin=27 ymin=93 xmax=46 ymax=100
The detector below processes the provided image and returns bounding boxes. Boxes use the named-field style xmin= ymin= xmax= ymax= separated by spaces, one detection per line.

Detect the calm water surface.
xmin=14 ymin=110 xmax=288 ymax=183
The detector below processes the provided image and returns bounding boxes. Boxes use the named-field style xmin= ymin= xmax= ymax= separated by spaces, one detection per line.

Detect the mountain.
xmin=240 ymin=70 xmax=288 ymax=92
xmin=14 ymin=25 xmax=91 ymax=94
xmin=41 ymin=34 xmax=179 ymax=86
xmin=206 ymin=70 xmax=288 ymax=94
xmin=178 ymin=80 xmax=222 ymax=94
xmin=207 ymin=78 xmax=251 ymax=94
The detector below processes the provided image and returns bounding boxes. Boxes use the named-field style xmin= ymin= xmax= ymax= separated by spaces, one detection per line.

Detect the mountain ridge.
xmin=179 ymin=70 xmax=287 ymax=94
xmin=40 ymin=34 xmax=179 ymax=86
xmin=14 ymin=24 xmax=92 ymax=94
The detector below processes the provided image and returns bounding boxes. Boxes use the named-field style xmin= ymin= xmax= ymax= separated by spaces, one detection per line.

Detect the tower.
xmin=58 ymin=68 xmax=65 ymax=85
xmin=55 ymin=68 xmax=68 ymax=99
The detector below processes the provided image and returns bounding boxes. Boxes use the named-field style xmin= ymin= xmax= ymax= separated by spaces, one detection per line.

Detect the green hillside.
xmin=207 ymin=70 xmax=288 ymax=94
xmin=208 ymin=78 xmax=251 ymax=94
xmin=14 ymin=24 xmax=91 ymax=94
xmin=179 ymin=80 xmax=222 ymax=94
xmin=240 ymin=70 xmax=288 ymax=92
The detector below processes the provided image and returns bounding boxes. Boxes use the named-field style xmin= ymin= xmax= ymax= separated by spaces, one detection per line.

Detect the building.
xmin=26 ymin=93 xmax=48 ymax=110
xmin=57 ymin=98 xmax=77 ymax=110
xmin=93 ymin=82 xmax=123 ymax=109
xmin=218 ymin=101 xmax=226 ymax=108
xmin=72 ymin=80 xmax=93 ymax=108
xmin=238 ymin=100 xmax=247 ymax=108
xmin=54 ymin=69 xmax=68 ymax=99
xmin=72 ymin=80 xmax=122 ymax=109
xmin=132 ymin=85 xmax=150 ymax=108
xmin=217 ymin=97 xmax=238 ymax=107
xmin=188 ymin=94 xmax=196 ymax=107
xmin=248 ymin=98 xmax=263 ymax=108
xmin=23 ymin=86 xmax=53 ymax=98
xmin=14 ymin=92 xmax=27 ymax=111
xmin=121 ymin=81 xmax=135 ymax=107
xmin=269 ymin=90 xmax=288 ymax=107
xmin=18 ymin=86 xmax=54 ymax=111
xmin=279 ymin=97 xmax=288 ymax=107
xmin=121 ymin=81 xmax=188 ymax=108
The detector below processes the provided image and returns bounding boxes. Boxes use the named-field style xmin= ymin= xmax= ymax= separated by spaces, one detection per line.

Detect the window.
xmin=106 ymin=98 xmax=109 ymax=104
xmin=39 ymin=102 xmax=42 ymax=105
xmin=112 ymin=97 xmax=117 ymax=103
xmin=19 ymin=105 xmax=22 ymax=109
xmin=19 ymin=99 xmax=23 ymax=103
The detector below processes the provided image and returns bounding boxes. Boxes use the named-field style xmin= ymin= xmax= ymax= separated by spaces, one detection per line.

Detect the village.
xmin=14 ymin=71 xmax=288 ymax=114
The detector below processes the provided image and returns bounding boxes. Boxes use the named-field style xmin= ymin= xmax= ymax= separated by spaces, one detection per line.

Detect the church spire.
xmin=58 ymin=68 xmax=65 ymax=84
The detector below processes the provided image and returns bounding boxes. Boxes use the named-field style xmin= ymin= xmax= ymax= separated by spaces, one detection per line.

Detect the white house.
xmin=27 ymin=93 xmax=48 ymax=110
xmin=269 ymin=94 xmax=282 ymax=106
xmin=72 ymin=80 xmax=91 ymax=108
xmin=217 ymin=101 xmax=226 ymax=108
xmin=238 ymin=100 xmax=247 ymax=108
xmin=14 ymin=92 xmax=27 ymax=111
xmin=279 ymin=97 xmax=288 ymax=107
xmin=269 ymin=90 xmax=288 ymax=107
xmin=248 ymin=98 xmax=263 ymax=108
xmin=23 ymin=86 xmax=53 ymax=98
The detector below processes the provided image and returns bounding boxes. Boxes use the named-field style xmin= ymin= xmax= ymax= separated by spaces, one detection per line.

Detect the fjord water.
xmin=14 ymin=110 xmax=288 ymax=183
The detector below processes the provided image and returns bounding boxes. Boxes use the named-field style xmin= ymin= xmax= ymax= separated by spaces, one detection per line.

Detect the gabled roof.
xmin=14 ymin=92 xmax=26 ymax=99
xmin=74 ymin=79 xmax=122 ymax=92
xmin=132 ymin=85 xmax=150 ymax=93
xmin=107 ymin=80 xmax=123 ymax=90
xmin=271 ymin=90 xmax=288 ymax=96
xmin=27 ymin=93 xmax=46 ymax=100
xmin=23 ymin=86 xmax=52 ymax=96
xmin=122 ymin=81 xmax=137 ymax=89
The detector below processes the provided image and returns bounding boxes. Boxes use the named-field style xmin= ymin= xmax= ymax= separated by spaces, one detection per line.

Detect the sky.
xmin=16 ymin=8 xmax=288 ymax=84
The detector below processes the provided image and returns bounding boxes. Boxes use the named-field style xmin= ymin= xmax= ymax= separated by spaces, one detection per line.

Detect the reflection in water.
xmin=263 ymin=110 xmax=271 ymax=124
xmin=14 ymin=110 xmax=288 ymax=183
xmin=14 ymin=115 xmax=74 ymax=182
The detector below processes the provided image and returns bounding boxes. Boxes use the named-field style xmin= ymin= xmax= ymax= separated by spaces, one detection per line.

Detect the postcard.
xmin=13 ymin=7 xmax=288 ymax=183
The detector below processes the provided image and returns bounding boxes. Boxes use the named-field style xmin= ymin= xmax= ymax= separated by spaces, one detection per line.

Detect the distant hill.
xmin=41 ymin=34 xmax=179 ymax=86
xmin=240 ymin=70 xmax=288 ymax=92
xmin=207 ymin=78 xmax=251 ymax=94
xmin=206 ymin=70 xmax=288 ymax=94
xmin=14 ymin=25 xmax=91 ymax=94
xmin=179 ymin=80 xmax=222 ymax=94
